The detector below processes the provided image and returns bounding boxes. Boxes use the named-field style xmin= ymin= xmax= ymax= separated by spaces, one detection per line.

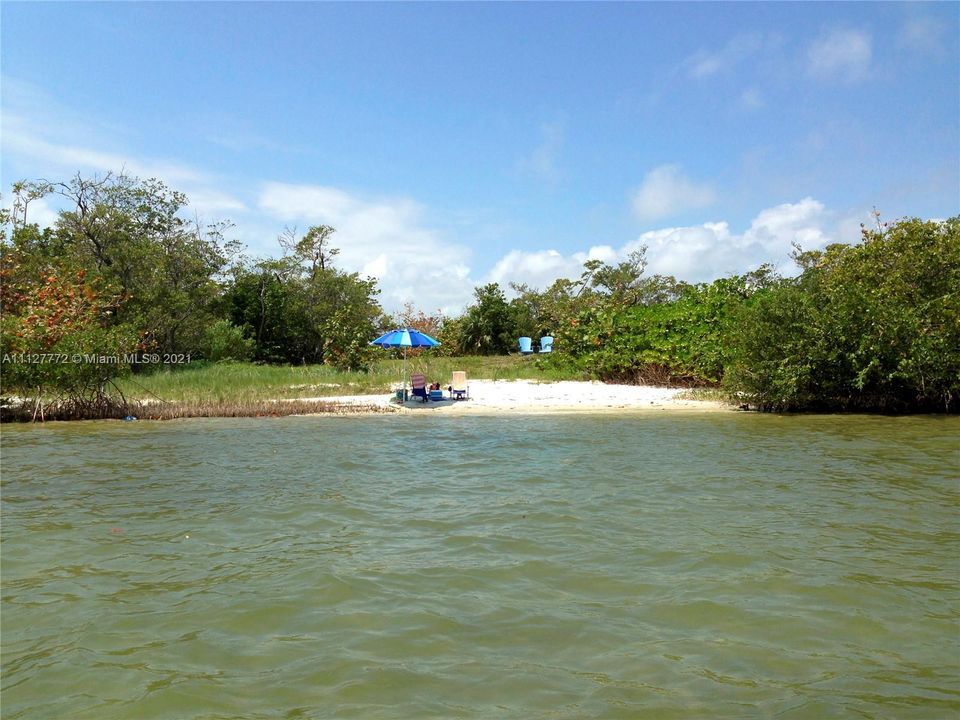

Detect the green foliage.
xmin=460 ymin=283 xmax=515 ymax=354
xmin=199 ymin=319 xmax=255 ymax=362
xmin=4 ymin=176 xmax=386 ymax=401
xmin=226 ymin=227 xmax=384 ymax=371
xmin=13 ymin=173 xmax=229 ymax=356
xmin=547 ymin=275 xmax=754 ymax=385
xmin=308 ymin=268 xmax=382 ymax=371
xmin=0 ymin=246 xmax=138 ymax=413
xmin=725 ymin=217 xmax=960 ymax=411
xmin=282 ymin=223 xmax=339 ymax=276
xmin=5 ymin=171 xmax=956 ymax=416
xmin=226 ymin=262 xmax=309 ymax=363
xmin=541 ymin=217 xmax=959 ymax=413
xmin=434 ymin=314 xmax=468 ymax=356
xmin=395 ymin=303 xmax=444 ymax=340
xmin=586 ymin=249 xmax=648 ymax=304
xmin=508 ymin=277 xmax=582 ymax=341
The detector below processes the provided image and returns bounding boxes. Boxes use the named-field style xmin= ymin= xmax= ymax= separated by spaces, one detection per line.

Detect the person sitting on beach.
xmin=430 ymin=382 xmax=441 ymax=391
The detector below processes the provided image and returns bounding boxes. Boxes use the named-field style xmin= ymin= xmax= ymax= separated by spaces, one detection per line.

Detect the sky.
xmin=2 ymin=1 xmax=958 ymax=314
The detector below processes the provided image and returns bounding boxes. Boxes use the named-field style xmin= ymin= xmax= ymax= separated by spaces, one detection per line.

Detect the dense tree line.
xmin=1 ymin=173 xmax=387 ymax=414
xmin=224 ymin=224 xmax=382 ymax=369
xmin=436 ymin=217 xmax=959 ymax=412
xmin=535 ymin=218 xmax=959 ymax=412
xmin=2 ymin=172 xmax=957 ymax=415
xmin=724 ymin=218 xmax=959 ymax=412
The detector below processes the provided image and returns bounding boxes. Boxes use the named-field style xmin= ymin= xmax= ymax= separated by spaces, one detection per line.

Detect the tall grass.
xmin=117 ymin=363 xmax=382 ymax=403
xmin=116 ymin=356 xmax=579 ymax=403
xmin=0 ymin=396 xmax=392 ymax=423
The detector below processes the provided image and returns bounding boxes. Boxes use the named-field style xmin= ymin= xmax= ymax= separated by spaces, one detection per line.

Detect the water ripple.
xmin=1 ymin=414 xmax=958 ymax=718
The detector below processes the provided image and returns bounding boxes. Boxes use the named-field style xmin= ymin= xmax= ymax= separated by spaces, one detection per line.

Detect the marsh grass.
xmin=118 ymin=362 xmax=382 ymax=403
xmin=116 ymin=356 xmax=577 ymax=404
xmin=1 ymin=356 xmax=582 ymax=421
xmin=0 ymin=396 xmax=392 ymax=422
xmin=137 ymin=398 xmax=392 ymax=420
xmin=676 ymin=386 xmax=731 ymax=403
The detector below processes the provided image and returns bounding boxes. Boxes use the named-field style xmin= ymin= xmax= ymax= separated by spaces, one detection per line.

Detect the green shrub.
xmin=200 ymin=320 xmax=255 ymax=362
xmin=725 ymin=217 xmax=960 ymax=412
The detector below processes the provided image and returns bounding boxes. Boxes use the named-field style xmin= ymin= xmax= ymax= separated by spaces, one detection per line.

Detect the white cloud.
xmin=361 ymin=253 xmax=389 ymax=279
xmin=2 ymin=114 xmax=248 ymax=219
xmin=258 ymin=182 xmax=475 ymax=315
xmin=0 ymin=76 xmax=846 ymax=319
xmin=898 ymin=16 xmax=948 ymax=54
xmin=483 ymin=198 xmax=833 ymax=293
xmin=1 ymin=78 xmax=474 ymax=314
xmin=637 ymin=197 xmax=828 ymax=280
xmin=689 ymin=55 xmax=723 ymax=79
xmin=517 ymin=122 xmax=565 ymax=185
xmin=185 ymin=188 xmax=248 ymax=215
xmin=1 ymin=79 xmax=248 ymax=219
xmin=4 ymin=114 xmax=202 ymax=185
xmin=3 ymin=195 xmax=62 ymax=229
xmin=484 ymin=245 xmax=619 ymax=295
xmin=744 ymin=197 xmax=828 ymax=253
xmin=832 ymin=209 xmax=874 ymax=246
xmin=487 ymin=250 xmax=576 ymax=290
xmin=628 ymin=223 xmax=736 ymax=279
xmin=631 ymin=165 xmax=716 ymax=222
xmin=684 ymin=33 xmax=764 ymax=79
xmin=807 ymin=28 xmax=872 ymax=82
xmin=740 ymin=88 xmax=764 ymax=111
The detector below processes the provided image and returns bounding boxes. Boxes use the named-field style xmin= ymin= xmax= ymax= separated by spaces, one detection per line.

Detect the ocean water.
xmin=1 ymin=413 xmax=958 ymax=719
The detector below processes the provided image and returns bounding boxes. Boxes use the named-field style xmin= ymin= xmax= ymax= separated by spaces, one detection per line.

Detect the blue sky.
xmin=2 ymin=1 xmax=958 ymax=313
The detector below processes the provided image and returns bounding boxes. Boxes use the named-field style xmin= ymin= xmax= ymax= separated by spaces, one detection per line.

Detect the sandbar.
xmin=311 ymin=380 xmax=730 ymax=415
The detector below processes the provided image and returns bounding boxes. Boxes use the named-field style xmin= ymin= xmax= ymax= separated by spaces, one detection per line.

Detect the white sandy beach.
xmin=315 ymin=380 xmax=729 ymax=414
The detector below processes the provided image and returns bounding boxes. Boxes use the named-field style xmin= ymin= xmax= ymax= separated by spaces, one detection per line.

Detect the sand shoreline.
xmin=2 ymin=380 xmax=730 ymax=423
xmin=306 ymin=379 xmax=731 ymax=415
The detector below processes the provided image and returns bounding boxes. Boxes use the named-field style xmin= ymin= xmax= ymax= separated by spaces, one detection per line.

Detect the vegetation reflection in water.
xmin=1 ymin=413 xmax=958 ymax=719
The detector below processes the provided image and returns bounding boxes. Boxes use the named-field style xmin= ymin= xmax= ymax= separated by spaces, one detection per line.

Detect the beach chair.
xmin=518 ymin=336 xmax=533 ymax=354
xmin=410 ymin=373 xmax=429 ymax=402
xmin=450 ymin=371 xmax=469 ymax=400
xmin=539 ymin=336 xmax=554 ymax=353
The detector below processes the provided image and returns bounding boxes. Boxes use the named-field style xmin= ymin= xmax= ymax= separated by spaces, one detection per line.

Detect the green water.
xmin=1 ymin=413 xmax=958 ymax=719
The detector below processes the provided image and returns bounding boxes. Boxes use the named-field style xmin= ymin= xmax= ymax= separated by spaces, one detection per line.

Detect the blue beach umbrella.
xmin=370 ymin=328 xmax=441 ymax=350
xmin=370 ymin=328 xmax=441 ymax=395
